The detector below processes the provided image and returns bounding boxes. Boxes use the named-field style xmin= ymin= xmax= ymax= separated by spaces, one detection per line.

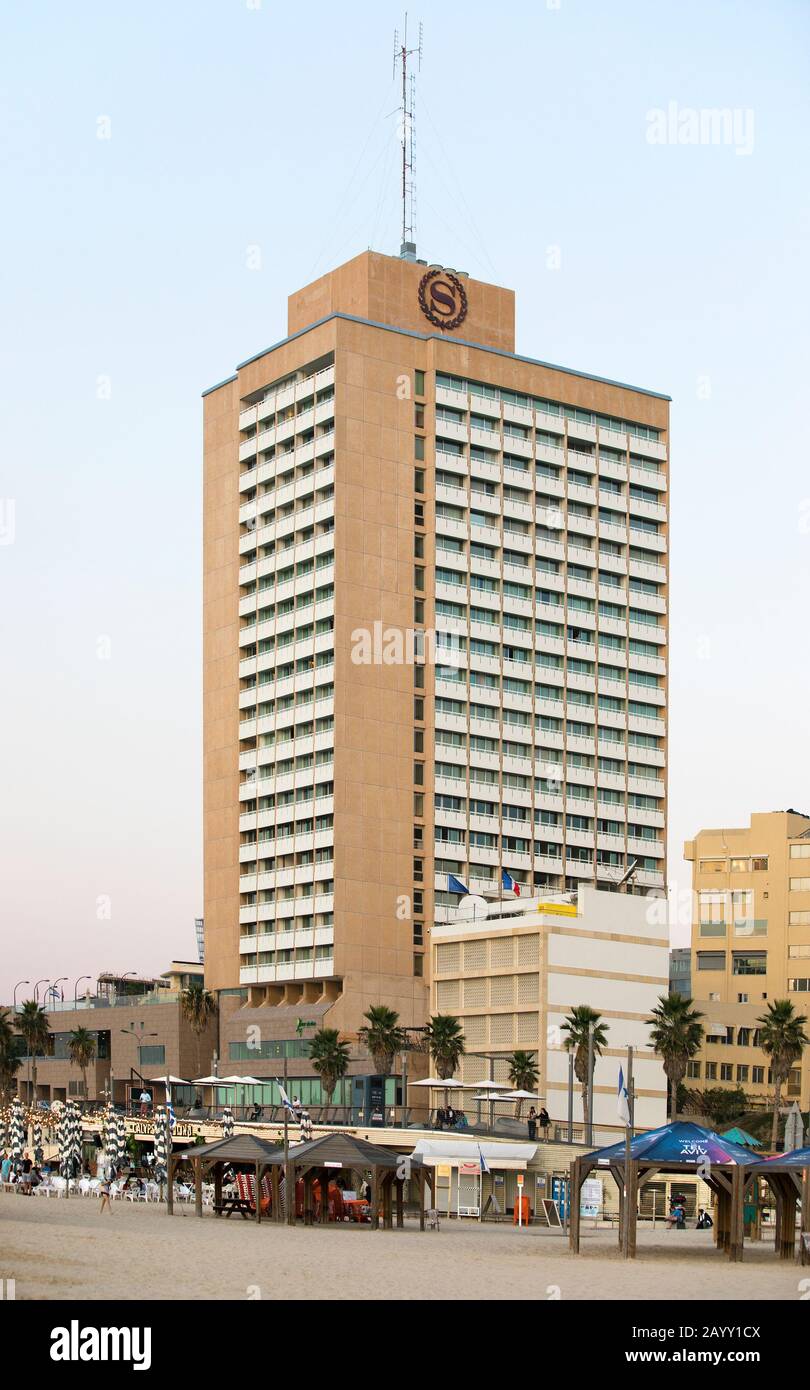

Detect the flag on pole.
xmin=448 ymin=874 xmax=469 ymax=895
xmin=276 ymin=1079 xmax=296 ymax=1114
xmin=617 ymin=1067 xmax=631 ymax=1126
xmin=501 ymin=869 xmax=521 ymax=896
xmin=477 ymin=1143 xmax=490 ymax=1174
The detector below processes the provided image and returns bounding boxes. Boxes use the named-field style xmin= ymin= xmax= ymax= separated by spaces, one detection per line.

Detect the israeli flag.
xmin=448 ymin=874 xmax=469 ymax=895
xmin=276 ymin=1079 xmax=296 ymax=1114
xmin=618 ymin=1067 xmax=631 ymax=1126
xmin=477 ymin=1143 xmax=490 ymax=1174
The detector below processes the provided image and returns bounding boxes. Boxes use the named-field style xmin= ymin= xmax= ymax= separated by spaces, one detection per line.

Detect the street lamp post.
xmin=120 ymin=1023 xmax=158 ymax=1114
xmin=13 ymin=980 xmax=29 ymax=1011
xmin=50 ymin=977 xmax=68 ymax=1009
xmin=33 ymin=979 xmax=49 ymax=1005
xmin=74 ymin=976 xmax=92 ymax=1006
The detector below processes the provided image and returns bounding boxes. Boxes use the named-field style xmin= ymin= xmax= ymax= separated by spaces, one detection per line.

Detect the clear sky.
xmin=1 ymin=0 xmax=808 ymax=1000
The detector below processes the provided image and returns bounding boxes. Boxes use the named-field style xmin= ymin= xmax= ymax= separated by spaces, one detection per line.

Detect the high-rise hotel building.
xmin=203 ymin=250 xmax=669 ymax=1041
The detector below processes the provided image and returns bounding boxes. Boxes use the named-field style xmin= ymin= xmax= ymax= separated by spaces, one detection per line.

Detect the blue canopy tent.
xmin=570 ymin=1122 xmax=759 ymax=1262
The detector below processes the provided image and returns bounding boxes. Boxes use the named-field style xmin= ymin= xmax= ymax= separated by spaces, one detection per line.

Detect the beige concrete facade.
xmin=685 ymin=809 xmax=810 ymax=1110
xmin=430 ymin=885 xmax=668 ymax=1142
xmin=8 ymin=997 xmax=217 ymax=1106
xmin=204 ymin=249 xmax=670 ymax=1057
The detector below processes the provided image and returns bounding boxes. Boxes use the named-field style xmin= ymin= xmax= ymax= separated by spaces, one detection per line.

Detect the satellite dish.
xmin=456 ymin=895 xmax=489 ymax=921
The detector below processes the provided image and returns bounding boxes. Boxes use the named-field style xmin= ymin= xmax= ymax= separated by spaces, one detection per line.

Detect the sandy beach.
xmin=0 ymin=1192 xmax=803 ymax=1301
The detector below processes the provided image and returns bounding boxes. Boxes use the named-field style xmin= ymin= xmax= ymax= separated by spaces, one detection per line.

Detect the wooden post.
xmin=383 ymin=1174 xmax=393 ymax=1230
xmin=255 ymin=1161 xmax=261 ymax=1225
xmin=194 ymin=1157 xmax=203 ymax=1219
xmin=628 ymin=1161 xmax=638 ymax=1259
xmin=569 ymin=1160 xmax=581 ymax=1254
xmin=303 ymin=1171 xmax=313 ymax=1226
xmin=371 ymin=1170 xmax=380 ymax=1230
xmin=419 ymin=1168 xmax=425 ymax=1232
xmin=286 ymin=1160 xmax=296 ymax=1225
xmin=729 ymin=1167 xmax=745 ymax=1263
xmin=214 ymin=1162 xmax=223 ymax=1217
xmin=167 ymin=1152 xmax=174 ymax=1216
xmin=321 ymin=1169 xmax=330 ymax=1225
xmin=396 ymin=1176 xmax=404 ymax=1229
xmin=271 ymin=1165 xmax=281 ymax=1223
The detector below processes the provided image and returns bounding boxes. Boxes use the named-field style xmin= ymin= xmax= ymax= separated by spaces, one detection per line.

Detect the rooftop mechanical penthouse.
xmin=203 ymin=250 xmax=670 ymax=1041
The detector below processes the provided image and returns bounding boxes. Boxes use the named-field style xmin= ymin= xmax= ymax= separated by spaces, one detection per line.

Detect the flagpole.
xmin=622 ymin=1045 xmax=633 ymax=1260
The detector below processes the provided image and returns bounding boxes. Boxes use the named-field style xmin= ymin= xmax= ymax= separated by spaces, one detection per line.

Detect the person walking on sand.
xmin=98 ymin=1175 xmax=113 ymax=1215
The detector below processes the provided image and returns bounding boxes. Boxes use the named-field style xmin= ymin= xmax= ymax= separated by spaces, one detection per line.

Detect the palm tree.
xmin=16 ymin=1001 xmax=50 ymax=1105
xmin=757 ymin=999 xmax=809 ymax=1149
xmin=357 ymin=1005 xmax=405 ymax=1077
xmin=309 ymin=1028 xmax=351 ymax=1105
xmin=0 ymin=1009 xmax=22 ymax=1102
xmin=506 ymin=1050 xmax=539 ymax=1117
xmin=67 ymin=1028 xmax=97 ymax=1104
xmin=561 ymin=1005 xmax=609 ymax=1134
xmin=425 ymin=1015 xmax=465 ymax=1080
xmin=179 ymin=984 xmax=218 ymax=1076
xmin=647 ymin=993 xmax=704 ymax=1121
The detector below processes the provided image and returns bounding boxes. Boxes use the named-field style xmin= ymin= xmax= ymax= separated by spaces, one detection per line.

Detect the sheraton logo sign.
xmin=418 ymin=267 xmax=468 ymax=331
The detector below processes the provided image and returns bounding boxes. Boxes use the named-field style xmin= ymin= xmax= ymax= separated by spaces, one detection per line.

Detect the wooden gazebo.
xmin=569 ymin=1122 xmax=759 ymax=1262
xmin=167 ymin=1134 xmax=281 ymax=1223
xmin=168 ymin=1130 xmax=435 ymax=1230
xmin=258 ymin=1131 xmax=435 ymax=1230
xmin=749 ymin=1146 xmax=810 ymax=1262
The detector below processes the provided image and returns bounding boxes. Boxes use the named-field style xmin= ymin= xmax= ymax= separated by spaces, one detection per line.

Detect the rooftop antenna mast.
xmin=393 ymin=15 xmax=422 ymax=260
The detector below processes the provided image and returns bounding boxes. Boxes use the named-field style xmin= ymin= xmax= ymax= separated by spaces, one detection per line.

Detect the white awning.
xmin=410 ymin=1137 xmax=537 ymax=1171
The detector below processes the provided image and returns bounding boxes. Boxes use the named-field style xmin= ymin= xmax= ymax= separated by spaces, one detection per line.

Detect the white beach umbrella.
xmin=222 ymin=1107 xmax=235 ymax=1139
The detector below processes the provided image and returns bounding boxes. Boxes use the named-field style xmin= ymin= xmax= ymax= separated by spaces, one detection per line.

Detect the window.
xmin=790 ymin=878 xmax=810 ymax=891
xmin=751 ymin=856 xmax=768 ymax=871
xmin=737 ymin=1065 xmax=749 ymax=1083
xmin=699 ymin=891 xmax=725 ymax=924
xmin=730 ymin=857 xmax=750 ymax=872
xmin=790 ymin=911 xmax=810 ymax=926
xmin=720 ymin=1064 xmax=733 ymax=1082
xmin=700 ymin=858 xmax=725 ymax=874
xmin=790 ymin=843 xmax=810 ymax=858
xmin=139 ymin=1045 xmax=165 ymax=1066
xmin=415 ymin=370 xmax=425 ymax=397
xmin=413 ymin=953 xmax=424 ymax=978
xmin=752 ymin=1066 xmax=764 ymax=1085
xmin=697 ymin=952 xmax=725 ymax=971
xmin=732 ymin=952 xmax=766 ymax=976
xmin=414 ymin=437 xmax=425 ymax=462
xmin=705 ymin=1062 xmax=717 ymax=1080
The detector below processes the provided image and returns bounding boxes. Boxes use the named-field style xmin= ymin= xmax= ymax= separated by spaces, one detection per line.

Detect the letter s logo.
xmin=418 ymin=269 xmax=468 ymax=331
xmin=429 ymin=280 xmax=456 ymax=316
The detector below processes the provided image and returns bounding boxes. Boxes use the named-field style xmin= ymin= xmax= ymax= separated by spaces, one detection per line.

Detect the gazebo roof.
xmin=719 ymin=1126 xmax=762 ymax=1148
xmin=258 ymin=1130 xmax=423 ymax=1170
xmin=172 ymin=1134 xmax=280 ymax=1165
xmin=583 ymin=1121 xmax=757 ymax=1168
xmin=757 ymin=1145 xmax=810 ymax=1170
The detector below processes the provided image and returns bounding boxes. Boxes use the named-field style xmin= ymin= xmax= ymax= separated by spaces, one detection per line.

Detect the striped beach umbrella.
xmin=222 ymin=1107 xmax=234 ymax=1139
xmin=58 ymin=1104 xmax=73 ymax=1179
xmin=299 ymin=1109 xmax=313 ymax=1143
xmin=113 ymin=1110 xmax=126 ymax=1172
xmin=152 ymin=1106 xmax=169 ymax=1183
xmin=32 ymin=1121 xmax=43 ymax=1165
xmin=9 ymin=1098 xmax=25 ymax=1168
